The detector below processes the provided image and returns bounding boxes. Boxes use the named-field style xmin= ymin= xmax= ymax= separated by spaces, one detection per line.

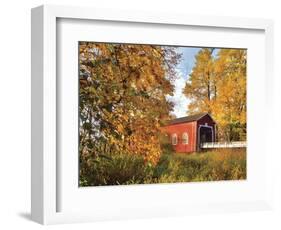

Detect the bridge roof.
xmin=167 ymin=113 xmax=214 ymax=125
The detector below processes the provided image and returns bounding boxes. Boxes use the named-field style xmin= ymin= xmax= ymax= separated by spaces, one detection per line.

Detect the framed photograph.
xmin=31 ymin=5 xmax=274 ymax=225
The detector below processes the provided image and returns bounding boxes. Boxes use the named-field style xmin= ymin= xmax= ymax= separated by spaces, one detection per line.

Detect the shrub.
xmin=79 ymin=152 xmax=154 ymax=186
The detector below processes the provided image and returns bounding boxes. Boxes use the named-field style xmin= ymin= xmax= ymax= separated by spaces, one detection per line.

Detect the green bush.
xmin=79 ymin=152 xmax=154 ymax=186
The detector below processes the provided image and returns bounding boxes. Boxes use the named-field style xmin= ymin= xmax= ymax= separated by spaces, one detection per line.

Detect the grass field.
xmin=153 ymin=148 xmax=246 ymax=183
xmin=80 ymin=148 xmax=246 ymax=186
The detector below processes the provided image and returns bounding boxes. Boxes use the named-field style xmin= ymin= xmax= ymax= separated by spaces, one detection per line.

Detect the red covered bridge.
xmin=163 ymin=113 xmax=216 ymax=153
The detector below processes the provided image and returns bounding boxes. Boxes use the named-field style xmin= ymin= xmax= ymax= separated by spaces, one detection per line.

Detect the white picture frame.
xmin=31 ymin=4 xmax=274 ymax=225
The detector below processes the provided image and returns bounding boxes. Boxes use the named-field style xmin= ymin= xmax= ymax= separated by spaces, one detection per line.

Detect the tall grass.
xmin=154 ymin=149 xmax=246 ymax=183
xmin=80 ymin=148 xmax=246 ymax=186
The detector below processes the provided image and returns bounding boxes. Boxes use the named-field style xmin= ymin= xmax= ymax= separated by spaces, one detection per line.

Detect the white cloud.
xmin=166 ymin=69 xmax=190 ymax=118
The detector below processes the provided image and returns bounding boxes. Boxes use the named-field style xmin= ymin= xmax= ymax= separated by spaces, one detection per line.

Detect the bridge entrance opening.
xmin=199 ymin=126 xmax=213 ymax=144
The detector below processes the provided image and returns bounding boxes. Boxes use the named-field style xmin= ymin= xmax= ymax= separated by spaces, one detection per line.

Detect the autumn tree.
xmin=183 ymin=48 xmax=216 ymax=114
xmin=79 ymin=42 xmax=181 ymax=177
xmin=183 ymin=48 xmax=246 ymax=141
xmin=213 ymin=49 xmax=247 ymax=141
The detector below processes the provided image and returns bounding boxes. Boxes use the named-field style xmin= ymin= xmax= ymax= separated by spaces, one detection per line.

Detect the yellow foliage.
xmin=184 ymin=48 xmax=246 ymax=141
xmin=79 ymin=42 xmax=181 ymax=164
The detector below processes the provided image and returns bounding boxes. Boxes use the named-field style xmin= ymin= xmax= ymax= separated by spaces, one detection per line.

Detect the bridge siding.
xmin=163 ymin=114 xmax=216 ymax=153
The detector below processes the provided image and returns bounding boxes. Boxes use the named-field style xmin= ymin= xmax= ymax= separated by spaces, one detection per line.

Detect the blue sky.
xmin=166 ymin=47 xmax=200 ymax=118
xmin=177 ymin=47 xmax=201 ymax=79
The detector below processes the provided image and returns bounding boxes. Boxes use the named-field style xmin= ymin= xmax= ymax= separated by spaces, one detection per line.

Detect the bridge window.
xmin=172 ymin=134 xmax=177 ymax=145
xmin=182 ymin=132 xmax=189 ymax=145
